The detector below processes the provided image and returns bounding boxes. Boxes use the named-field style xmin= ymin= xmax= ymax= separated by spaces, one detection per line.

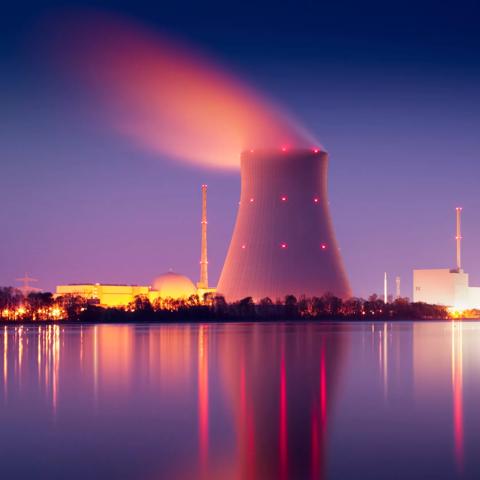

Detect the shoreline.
xmin=0 ymin=317 xmax=472 ymax=327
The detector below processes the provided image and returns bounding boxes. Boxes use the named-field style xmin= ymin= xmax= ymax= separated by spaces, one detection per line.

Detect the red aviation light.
xmin=281 ymin=146 xmax=287 ymax=152
xmin=250 ymin=149 xmax=255 ymax=153
xmin=313 ymin=197 xmax=319 ymax=203
xmin=249 ymin=197 xmax=254 ymax=203
xmin=313 ymin=148 xmax=320 ymax=153
xmin=241 ymin=244 xmax=246 ymax=250
xmin=280 ymin=243 xmax=288 ymax=249
xmin=321 ymin=243 xmax=327 ymax=250
xmin=281 ymin=195 xmax=287 ymax=202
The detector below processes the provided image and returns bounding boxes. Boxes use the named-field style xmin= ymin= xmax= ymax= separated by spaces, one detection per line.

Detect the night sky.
xmin=1 ymin=0 xmax=480 ymax=298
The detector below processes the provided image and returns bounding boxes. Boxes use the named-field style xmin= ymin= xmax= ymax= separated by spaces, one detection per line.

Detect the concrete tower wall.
xmin=217 ymin=149 xmax=351 ymax=301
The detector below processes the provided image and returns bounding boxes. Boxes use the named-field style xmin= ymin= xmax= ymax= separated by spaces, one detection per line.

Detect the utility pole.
xmin=384 ymin=272 xmax=388 ymax=304
xmin=456 ymin=207 xmax=462 ymax=272
xmin=16 ymin=272 xmax=38 ymax=295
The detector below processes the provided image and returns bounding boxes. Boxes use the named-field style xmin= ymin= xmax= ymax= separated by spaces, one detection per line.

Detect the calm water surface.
xmin=0 ymin=321 xmax=478 ymax=479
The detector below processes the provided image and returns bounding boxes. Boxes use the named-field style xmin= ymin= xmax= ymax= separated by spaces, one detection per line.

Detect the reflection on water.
xmin=0 ymin=322 xmax=479 ymax=479
xmin=451 ymin=322 xmax=463 ymax=471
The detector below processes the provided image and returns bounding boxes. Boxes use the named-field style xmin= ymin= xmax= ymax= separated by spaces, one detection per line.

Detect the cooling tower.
xmin=217 ymin=148 xmax=351 ymax=301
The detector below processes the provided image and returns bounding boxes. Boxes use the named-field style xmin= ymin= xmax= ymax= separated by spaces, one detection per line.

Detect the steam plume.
xmin=49 ymin=12 xmax=318 ymax=169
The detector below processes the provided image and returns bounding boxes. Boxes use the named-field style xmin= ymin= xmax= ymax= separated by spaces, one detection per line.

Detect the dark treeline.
xmin=1 ymin=286 xmax=450 ymax=322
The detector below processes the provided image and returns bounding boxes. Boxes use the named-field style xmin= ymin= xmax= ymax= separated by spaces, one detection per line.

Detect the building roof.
xmin=152 ymin=272 xmax=197 ymax=299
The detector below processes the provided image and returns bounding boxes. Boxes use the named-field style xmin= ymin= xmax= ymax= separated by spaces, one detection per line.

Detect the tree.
xmin=237 ymin=297 xmax=255 ymax=318
xmin=284 ymin=295 xmax=298 ymax=318
xmin=56 ymin=294 xmax=87 ymax=321
xmin=26 ymin=292 xmax=54 ymax=320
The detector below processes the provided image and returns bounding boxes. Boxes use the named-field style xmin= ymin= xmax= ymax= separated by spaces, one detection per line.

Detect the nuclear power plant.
xmin=217 ymin=148 xmax=351 ymax=301
xmin=53 ymin=148 xmax=352 ymax=305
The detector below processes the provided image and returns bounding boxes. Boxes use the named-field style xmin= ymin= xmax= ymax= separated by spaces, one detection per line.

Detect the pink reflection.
xmin=240 ymin=356 xmax=256 ymax=478
xmin=312 ymin=343 xmax=328 ymax=479
xmin=279 ymin=351 xmax=288 ymax=480
xmin=198 ymin=325 xmax=209 ymax=469
xmin=320 ymin=346 xmax=327 ymax=425
xmin=311 ymin=407 xmax=319 ymax=479
xmin=47 ymin=12 xmax=317 ymax=170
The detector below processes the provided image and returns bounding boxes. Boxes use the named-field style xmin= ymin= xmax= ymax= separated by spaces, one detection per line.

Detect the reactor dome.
xmin=152 ymin=271 xmax=197 ymax=299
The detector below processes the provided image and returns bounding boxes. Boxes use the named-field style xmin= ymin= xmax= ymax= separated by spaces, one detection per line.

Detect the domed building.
xmin=54 ymin=184 xmax=216 ymax=308
xmin=151 ymin=271 xmax=197 ymax=299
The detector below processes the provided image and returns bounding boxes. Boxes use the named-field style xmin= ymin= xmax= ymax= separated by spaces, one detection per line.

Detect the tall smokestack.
xmin=456 ymin=207 xmax=462 ymax=272
xmin=384 ymin=272 xmax=388 ymax=304
xmin=198 ymin=184 xmax=209 ymax=289
xmin=217 ymin=148 xmax=350 ymax=301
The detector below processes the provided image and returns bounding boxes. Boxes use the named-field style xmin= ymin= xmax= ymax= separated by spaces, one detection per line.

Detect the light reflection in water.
xmin=0 ymin=322 xmax=477 ymax=480
xmin=279 ymin=347 xmax=287 ymax=480
xmin=198 ymin=325 xmax=209 ymax=470
xmin=451 ymin=321 xmax=464 ymax=471
xmin=3 ymin=326 xmax=7 ymax=401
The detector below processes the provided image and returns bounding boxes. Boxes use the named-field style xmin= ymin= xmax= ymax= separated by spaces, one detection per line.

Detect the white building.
xmin=413 ymin=208 xmax=480 ymax=311
xmin=413 ymin=268 xmax=480 ymax=310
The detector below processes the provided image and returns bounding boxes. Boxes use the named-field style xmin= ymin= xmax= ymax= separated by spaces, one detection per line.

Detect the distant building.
xmin=54 ymin=184 xmax=218 ymax=308
xmin=413 ymin=208 xmax=480 ymax=311
xmin=55 ymin=283 xmax=150 ymax=307
xmin=55 ymin=271 xmax=207 ymax=308
xmin=413 ymin=269 xmax=480 ymax=310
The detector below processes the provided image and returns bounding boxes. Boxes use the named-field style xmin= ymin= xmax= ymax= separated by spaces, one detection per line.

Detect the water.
xmin=0 ymin=321 xmax=478 ymax=479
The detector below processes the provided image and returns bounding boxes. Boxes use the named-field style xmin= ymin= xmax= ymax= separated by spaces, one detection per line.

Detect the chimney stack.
xmin=456 ymin=207 xmax=462 ymax=272
xmin=198 ymin=184 xmax=209 ymax=289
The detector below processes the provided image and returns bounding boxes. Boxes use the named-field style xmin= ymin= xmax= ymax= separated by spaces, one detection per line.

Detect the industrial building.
xmin=413 ymin=208 xmax=480 ymax=311
xmin=55 ymin=271 xmax=199 ymax=307
xmin=55 ymin=186 xmax=215 ymax=307
xmin=56 ymin=147 xmax=353 ymax=305
xmin=217 ymin=148 xmax=351 ymax=301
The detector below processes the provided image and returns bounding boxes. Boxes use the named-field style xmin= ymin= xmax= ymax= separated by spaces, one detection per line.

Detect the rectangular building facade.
xmin=55 ymin=284 xmax=151 ymax=307
xmin=413 ymin=269 xmax=480 ymax=310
